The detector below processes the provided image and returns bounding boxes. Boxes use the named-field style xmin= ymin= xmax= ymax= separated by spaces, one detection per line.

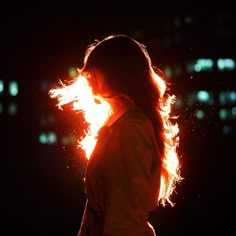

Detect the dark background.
xmin=1 ymin=7 xmax=235 ymax=236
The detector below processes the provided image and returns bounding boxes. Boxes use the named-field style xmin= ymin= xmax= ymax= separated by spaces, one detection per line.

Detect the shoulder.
xmin=120 ymin=105 xmax=151 ymax=129
xmin=115 ymin=105 xmax=154 ymax=142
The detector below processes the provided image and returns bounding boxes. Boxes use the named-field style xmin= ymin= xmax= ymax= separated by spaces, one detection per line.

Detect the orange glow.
xmin=152 ymin=66 xmax=182 ymax=206
xmin=49 ymin=75 xmax=111 ymax=158
xmin=159 ymin=93 xmax=181 ymax=206
xmin=49 ymin=70 xmax=182 ymax=207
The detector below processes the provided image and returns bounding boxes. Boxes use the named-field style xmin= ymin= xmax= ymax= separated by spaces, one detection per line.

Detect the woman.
xmin=51 ymin=34 xmax=182 ymax=235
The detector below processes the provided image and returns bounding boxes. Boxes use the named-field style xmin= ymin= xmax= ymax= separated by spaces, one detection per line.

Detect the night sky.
xmin=1 ymin=7 xmax=235 ymax=236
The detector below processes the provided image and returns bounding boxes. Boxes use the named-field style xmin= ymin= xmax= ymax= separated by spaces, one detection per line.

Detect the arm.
xmin=103 ymin=118 xmax=157 ymax=236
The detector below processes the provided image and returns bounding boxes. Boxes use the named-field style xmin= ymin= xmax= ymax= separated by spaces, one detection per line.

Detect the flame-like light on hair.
xmin=49 ymin=75 xmax=111 ymax=158
xmin=49 ymin=68 xmax=182 ymax=207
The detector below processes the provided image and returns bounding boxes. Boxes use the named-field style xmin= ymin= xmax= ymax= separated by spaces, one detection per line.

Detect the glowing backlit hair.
xmin=49 ymin=34 xmax=183 ymax=207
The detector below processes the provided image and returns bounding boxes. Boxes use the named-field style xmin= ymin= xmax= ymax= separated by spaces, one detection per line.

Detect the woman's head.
xmin=81 ymin=34 xmax=160 ymax=101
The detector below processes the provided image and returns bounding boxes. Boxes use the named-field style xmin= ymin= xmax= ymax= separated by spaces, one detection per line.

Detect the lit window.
xmin=39 ymin=133 xmax=48 ymax=144
xmin=164 ymin=66 xmax=172 ymax=78
xmin=219 ymin=91 xmax=236 ymax=105
xmin=194 ymin=59 xmax=214 ymax=72
xmin=217 ymin=58 xmax=235 ymax=71
xmin=187 ymin=90 xmax=214 ymax=106
xmin=8 ymin=102 xmax=17 ymax=115
xmin=195 ymin=109 xmax=205 ymax=119
xmin=197 ymin=90 xmax=209 ymax=102
xmin=0 ymin=80 xmax=4 ymax=94
xmin=38 ymin=132 xmax=57 ymax=144
xmin=222 ymin=125 xmax=233 ymax=135
xmin=186 ymin=59 xmax=214 ymax=73
xmin=9 ymin=81 xmax=18 ymax=96
xmin=219 ymin=108 xmax=231 ymax=121
xmin=47 ymin=132 xmax=57 ymax=144
xmin=232 ymin=107 xmax=236 ymax=119
xmin=62 ymin=133 xmax=77 ymax=145
xmin=174 ymin=98 xmax=184 ymax=109
xmin=68 ymin=67 xmax=78 ymax=78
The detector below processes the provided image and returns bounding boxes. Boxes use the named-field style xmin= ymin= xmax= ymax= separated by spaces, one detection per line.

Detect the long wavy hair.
xmin=81 ymin=34 xmax=182 ymax=207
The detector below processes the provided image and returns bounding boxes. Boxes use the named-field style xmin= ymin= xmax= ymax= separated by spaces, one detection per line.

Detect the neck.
xmin=104 ymin=95 xmax=134 ymax=127
xmin=108 ymin=95 xmax=134 ymax=114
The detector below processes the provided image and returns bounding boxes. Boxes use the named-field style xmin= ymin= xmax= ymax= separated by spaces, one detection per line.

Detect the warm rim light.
xmin=49 ymin=68 xmax=182 ymax=207
xmin=49 ymin=75 xmax=111 ymax=158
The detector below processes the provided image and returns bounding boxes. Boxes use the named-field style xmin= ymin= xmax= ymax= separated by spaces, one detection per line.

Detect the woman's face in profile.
xmin=86 ymin=68 xmax=112 ymax=98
